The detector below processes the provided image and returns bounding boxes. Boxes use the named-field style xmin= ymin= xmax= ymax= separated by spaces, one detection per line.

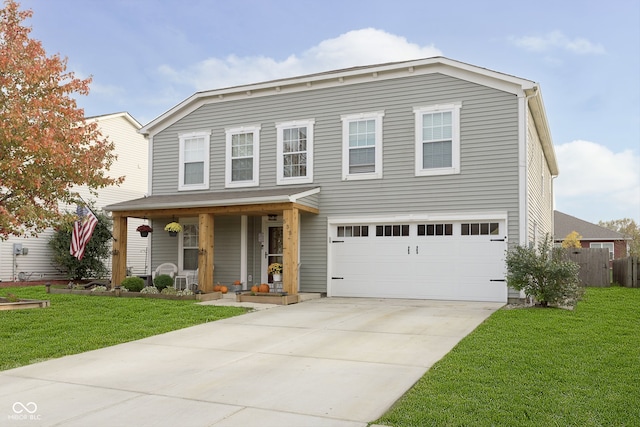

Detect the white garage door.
xmin=330 ymin=220 xmax=507 ymax=302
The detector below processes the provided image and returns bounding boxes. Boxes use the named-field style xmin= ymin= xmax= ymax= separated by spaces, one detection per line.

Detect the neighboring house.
xmin=554 ymin=210 xmax=629 ymax=261
xmin=0 ymin=112 xmax=149 ymax=282
xmin=105 ymin=57 xmax=558 ymax=303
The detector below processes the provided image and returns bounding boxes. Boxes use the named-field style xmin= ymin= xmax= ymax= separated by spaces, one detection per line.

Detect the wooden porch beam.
xmin=111 ymin=201 xmax=318 ymax=219
xmin=198 ymin=213 xmax=215 ymax=293
xmin=282 ymin=207 xmax=300 ymax=295
xmin=111 ymin=214 xmax=128 ymax=287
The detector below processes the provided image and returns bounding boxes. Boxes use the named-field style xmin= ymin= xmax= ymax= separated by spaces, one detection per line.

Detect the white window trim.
xmin=225 ymin=125 xmax=261 ymax=188
xmin=341 ymin=111 xmax=384 ymax=181
xmin=276 ymin=119 xmax=315 ymax=185
xmin=590 ymin=242 xmax=614 ymax=260
xmin=414 ymin=103 xmax=461 ymax=176
xmin=178 ymin=131 xmax=210 ymax=191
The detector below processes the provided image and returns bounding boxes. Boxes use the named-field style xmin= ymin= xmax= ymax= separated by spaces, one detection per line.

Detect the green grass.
xmin=375 ymin=287 xmax=640 ymax=427
xmin=0 ymin=286 xmax=247 ymax=371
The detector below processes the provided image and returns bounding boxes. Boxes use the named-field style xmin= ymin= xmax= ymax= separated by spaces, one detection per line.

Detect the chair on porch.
xmin=152 ymin=263 xmax=178 ymax=285
xmin=184 ymin=265 xmax=213 ymax=292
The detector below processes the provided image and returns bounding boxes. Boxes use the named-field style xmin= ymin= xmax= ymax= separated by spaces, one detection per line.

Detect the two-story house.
xmin=0 ymin=112 xmax=149 ymax=282
xmin=105 ymin=57 xmax=558 ymax=303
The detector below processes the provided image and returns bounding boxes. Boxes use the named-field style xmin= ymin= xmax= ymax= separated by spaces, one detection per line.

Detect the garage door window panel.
xmin=376 ymin=224 xmax=409 ymax=237
xmin=461 ymin=222 xmax=500 ymax=236
xmin=418 ymin=223 xmax=453 ymax=236
xmin=337 ymin=225 xmax=369 ymax=237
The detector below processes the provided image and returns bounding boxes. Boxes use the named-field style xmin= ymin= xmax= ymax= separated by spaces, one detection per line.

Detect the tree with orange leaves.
xmin=0 ymin=0 xmax=122 ymax=238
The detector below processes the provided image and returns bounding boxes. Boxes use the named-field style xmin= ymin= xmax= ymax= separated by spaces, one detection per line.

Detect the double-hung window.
xmin=341 ymin=111 xmax=384 ymax=180
xmin=178 ymin=131 xmax=210 ymax=191
xmin=414 ymin=103 xmax=461 ymax=176
xmin=225 ymin=125 xmax=260 ymax=188
xmin=276 ymin=120 xmax=314 ymax=185
xmin=590 ymin=242 xmax=614 ymax=260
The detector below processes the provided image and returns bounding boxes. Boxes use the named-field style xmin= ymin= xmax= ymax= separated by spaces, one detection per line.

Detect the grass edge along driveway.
xmin=374 ymin=287 xmax=640 ymax=427
xmin=0 ymin=286 xmax=247 ymax=371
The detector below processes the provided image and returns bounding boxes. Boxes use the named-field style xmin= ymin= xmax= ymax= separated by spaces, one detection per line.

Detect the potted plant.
xmin=136 ymin=224 xmax=153 ymax=237
xmin=164 ymin=222 xmax=183 ymax=236
xmin=268 ymin=262 xmax=283 ymax=282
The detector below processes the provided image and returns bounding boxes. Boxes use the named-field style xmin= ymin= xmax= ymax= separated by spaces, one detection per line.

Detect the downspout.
xmin=518 ymin=85 xmax=539 ymax=247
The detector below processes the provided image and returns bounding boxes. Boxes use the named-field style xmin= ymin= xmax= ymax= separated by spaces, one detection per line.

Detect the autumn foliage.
xmin=0 ymin=0 xmax=121 ymax=238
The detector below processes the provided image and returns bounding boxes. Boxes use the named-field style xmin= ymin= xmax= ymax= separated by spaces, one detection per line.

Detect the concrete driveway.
xmin=1 ymin=297 xmax=502 ymax=427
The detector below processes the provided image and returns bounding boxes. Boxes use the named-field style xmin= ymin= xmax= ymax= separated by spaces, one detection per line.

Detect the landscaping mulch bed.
xmin=0 ymin=280 xmax=74 ymax=289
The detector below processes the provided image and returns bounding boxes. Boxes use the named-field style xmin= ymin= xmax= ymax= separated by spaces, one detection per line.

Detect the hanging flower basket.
xmin=164 ymin=222 xmax=183 ymax=236
xmin=136 ymin=224 xmax=153 ymax=237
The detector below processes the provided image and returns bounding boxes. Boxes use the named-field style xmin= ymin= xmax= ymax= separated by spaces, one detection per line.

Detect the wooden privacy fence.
xmin=564 ymin=248 xmax=610 ymax=287
xmin=612 ymin=256 xmax=639 ymax=288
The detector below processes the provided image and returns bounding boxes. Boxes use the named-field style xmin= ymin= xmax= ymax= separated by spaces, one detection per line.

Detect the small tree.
xmin=599 ymin=218 xmax=640 ymax=257
xmin=48 ymin=208 xmax=112 ymax=280
xmin=561 ymin=231 xmax=582 ymax=249
xmin=505 ymin=234 xmax=581 ymax=307
xmin=0 ymin=1 xmax=121 ymax=239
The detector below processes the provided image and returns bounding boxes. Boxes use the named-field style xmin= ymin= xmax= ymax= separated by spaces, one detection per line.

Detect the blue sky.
xmin=19 ymin=0 xmax=640 ymax=224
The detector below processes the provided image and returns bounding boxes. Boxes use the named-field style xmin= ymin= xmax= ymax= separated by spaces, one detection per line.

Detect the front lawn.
xmin=0 ymin=286 xmax=246 ymax=371
xmin=376 ymin=287 xmax=640 ymax=427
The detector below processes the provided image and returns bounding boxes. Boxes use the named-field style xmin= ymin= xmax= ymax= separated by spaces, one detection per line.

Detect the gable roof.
xmin=554 ymin=211 xmax=629 ymax=241
xmin=139 ymin=56 xmax=557 ymax=175
xmin=85 ymin=111 xmax=142 ymax=129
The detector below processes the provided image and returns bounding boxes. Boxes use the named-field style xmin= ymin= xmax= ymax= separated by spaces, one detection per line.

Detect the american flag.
xmin=70 ymin=205 xmax=98 ymax=260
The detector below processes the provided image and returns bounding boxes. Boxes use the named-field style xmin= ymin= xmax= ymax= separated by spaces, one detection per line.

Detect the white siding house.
xmin=0 ymin=112 xmax=149 ymax=282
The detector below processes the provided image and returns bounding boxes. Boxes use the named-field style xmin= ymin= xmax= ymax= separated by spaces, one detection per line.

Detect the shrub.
xmin=176 ymin=289 xmax=194 ymax=297
xmin=91 ymin=285 xmax=108 ymax=292
xmin=505 ymin=234 xmax=582 ymax=307
xmin=153 ymin=274 xmax=173 ymax=290
xmin=140 ymin=286 xmax=159 ymax=294
xmin=120 ymin=276 xmax=145 ymax=292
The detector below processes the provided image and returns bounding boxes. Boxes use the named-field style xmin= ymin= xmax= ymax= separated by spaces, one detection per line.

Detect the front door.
xmin=262 ymin=218 xmax=283 ymax=286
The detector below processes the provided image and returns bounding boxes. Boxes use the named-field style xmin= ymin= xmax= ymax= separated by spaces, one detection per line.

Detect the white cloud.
xmin=510 ymin=31 xmax=605 ymax=55
xmin=158 ymin=28 xmax=442 ymax=91
xmin=554 ymin=140 xmax=640 ymax=221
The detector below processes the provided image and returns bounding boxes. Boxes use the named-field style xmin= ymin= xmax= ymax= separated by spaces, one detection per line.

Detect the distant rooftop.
xmin=554 ymin=211 xmax=629 ymax=240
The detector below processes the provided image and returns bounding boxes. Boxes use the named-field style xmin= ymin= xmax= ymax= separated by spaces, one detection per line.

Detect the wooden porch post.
xmin=111 ymin=213 xmax=128 ymax=287
xmin=283 ymin=207 xmax=299 ymax=295
xmin=198 ymin=213 xmax=215 ymax=292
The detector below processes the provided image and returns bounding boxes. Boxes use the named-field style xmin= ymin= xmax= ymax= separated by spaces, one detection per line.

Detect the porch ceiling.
xmin=104 ymin=186 xmax=320 ymax=218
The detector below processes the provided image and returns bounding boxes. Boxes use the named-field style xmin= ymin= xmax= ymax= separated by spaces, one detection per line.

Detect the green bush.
xmin=120 ymin=276 xmax=145 ymax=292
xmin=505 ymin=234 xmax=582 ymax=307
xmin=153 ymin=274 xmax=173 ymax=290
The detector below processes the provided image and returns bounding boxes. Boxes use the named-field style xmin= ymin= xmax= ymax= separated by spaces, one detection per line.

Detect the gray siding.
xmin=151 ymin=73 xmax=521 ymax=292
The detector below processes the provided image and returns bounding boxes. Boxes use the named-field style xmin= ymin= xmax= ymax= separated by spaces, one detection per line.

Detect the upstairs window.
xmin=178 ymin=131 xmax=210 ymax=191
xmin=276 ymin=120 xmax=314 ymax=185
xmin=225 ymin=125 xmax=260 ymax=188
xmin=341 ymin=111 xmax=384 ymax=180
xmin=414 ymin=103 xmax=461 ymax=176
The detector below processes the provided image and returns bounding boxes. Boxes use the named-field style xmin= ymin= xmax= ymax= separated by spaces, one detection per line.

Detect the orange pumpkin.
xmin=233 ymin=280 xmax=241 ymax=285
xmin=258 ymin=283 xmax=270 ymax=293
xmin=220 ymin=285 xmax=228 ymax=294
xmin=250 ymin=285 xmax=259 ymax=293
xmin=213 ymin=283 xmax=221 ymax=292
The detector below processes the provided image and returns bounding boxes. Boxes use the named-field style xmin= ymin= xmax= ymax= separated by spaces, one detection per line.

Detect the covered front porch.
xmin=105 ymin=187 xmax=320 ymax=294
